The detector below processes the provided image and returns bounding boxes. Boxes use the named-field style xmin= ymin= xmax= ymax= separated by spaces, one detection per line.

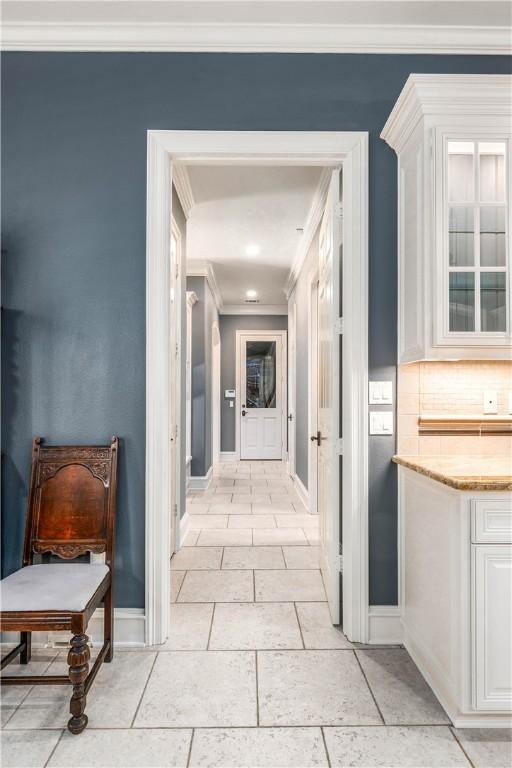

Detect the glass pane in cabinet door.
xmin=479 ymin=142 xmax=506 ymax=202
xmin=448 ymin=142 xmax=474 ymax=202
xmin=480 ymin=207 xmax=506 ymax=267
xmin=449 ymin=207 xmax=474 ymax=266
xmin=449 ymin=272 xmax=475 ymax=332
xmin=246 ymin=341 xmax=276 ymax=408
xmin=481 ymin=272 xmax=507 ymax=332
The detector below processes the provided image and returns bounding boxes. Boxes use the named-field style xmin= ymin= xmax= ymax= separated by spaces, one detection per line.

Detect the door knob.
xmin=288 ymin=413 xmax=293 ymax=421
xmin=310 ymin=431 xmax=322 ymax=446
xmin=242 ymin=410 xmax=246 ymax=416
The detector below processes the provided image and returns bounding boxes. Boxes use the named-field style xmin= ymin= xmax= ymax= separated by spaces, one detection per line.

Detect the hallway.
xmin=1 ymin=461 xmax=508 ymax=766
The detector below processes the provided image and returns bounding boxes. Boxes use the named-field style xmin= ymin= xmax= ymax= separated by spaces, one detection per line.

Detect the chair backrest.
xmin=23 ymin=437 xmax=119 ymax=569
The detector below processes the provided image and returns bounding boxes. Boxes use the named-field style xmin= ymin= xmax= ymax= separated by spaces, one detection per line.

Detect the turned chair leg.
xmin=67 ymin=633 xmax=90 ymax=734
xmin=20 ymin=632 xmax=31 ymax=664
xmin=104 ymin=588 xmax=113 ymax=662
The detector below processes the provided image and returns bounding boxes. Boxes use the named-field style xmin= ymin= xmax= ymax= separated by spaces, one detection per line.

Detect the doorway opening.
xmin=146 ymin=131 xmax=369 ymax=647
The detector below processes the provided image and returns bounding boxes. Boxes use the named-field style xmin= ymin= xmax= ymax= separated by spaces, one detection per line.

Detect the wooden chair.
xmin=0 ymin=436 xmax=119 ymax=734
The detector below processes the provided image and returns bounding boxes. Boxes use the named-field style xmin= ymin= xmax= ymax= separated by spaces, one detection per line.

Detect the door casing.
xmin=146 ymin=130 xmax=369 ymax=647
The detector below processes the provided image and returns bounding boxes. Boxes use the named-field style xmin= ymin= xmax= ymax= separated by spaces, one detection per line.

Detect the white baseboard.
xmin=367 ymin=605 xmax=403 ymax=644
xmin=293 ymin=473 xmax=310 ymax=510
xmin=219 ymin=451 xmax=238 ymax=463
xmin=179 ymin=510 xmax=190 ymax=546
xmin=188 ymin=465 xmax=213 ymax=490
xmin=1 ymin=608 xmax=146 ymax=650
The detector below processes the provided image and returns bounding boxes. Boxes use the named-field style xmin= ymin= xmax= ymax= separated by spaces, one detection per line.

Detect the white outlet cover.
xmin=369 ymin=411 xmax=393 ymax=435
xmin=369 ymin=381 xmax=393 ymax=405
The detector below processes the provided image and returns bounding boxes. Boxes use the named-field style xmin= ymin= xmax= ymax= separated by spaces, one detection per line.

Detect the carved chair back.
xmin=22 ymin=437 xmax=119 ymax=569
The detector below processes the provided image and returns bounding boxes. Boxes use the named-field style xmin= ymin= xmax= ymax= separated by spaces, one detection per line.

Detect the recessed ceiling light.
xmin=246 ymin=289 xmax=258 ymax=299
xmin=245 ymin=244 xmax=260 ymax=257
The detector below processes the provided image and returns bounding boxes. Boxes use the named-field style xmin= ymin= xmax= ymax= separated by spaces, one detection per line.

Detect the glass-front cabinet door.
xmin=446 ymin=139 xmax=509 ymax=339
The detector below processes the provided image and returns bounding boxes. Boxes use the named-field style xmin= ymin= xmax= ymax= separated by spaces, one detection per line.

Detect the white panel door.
xmin=316 ymin=169 xmax=342 ymax=623
xmin=473 ymin=544 xmax=512 ymax=711
xmin=240 ymin=333 xmax=285 ymax=460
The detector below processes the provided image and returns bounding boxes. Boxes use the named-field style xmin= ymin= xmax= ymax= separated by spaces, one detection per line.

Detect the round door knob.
xmin=242 ymin=410 xmax=247 ymax=416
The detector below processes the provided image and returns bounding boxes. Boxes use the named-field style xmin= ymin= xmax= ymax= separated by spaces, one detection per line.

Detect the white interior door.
xmin=240 ymin=332 xmax=285 ymax=460
xmin=288 ymin=303 xmax=297 ymax=476
xmin=316 ymin=169 xmax=342 ymax=623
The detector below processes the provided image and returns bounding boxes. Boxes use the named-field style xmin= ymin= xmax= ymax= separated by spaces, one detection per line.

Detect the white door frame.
xmin=169 ymin=217 xmax=183 ymax=556
xmin=146 ymin=130 xmax=369 ymax=646
xmin=236 ymin=330 xmax=287 ymax=461
xmin=307 ymin=269 xmax=319 ymax=515
xmin=287 ymin=302 xmax=297 ymax=476
xmin=212 ymin=320 xmax=221 ymax=465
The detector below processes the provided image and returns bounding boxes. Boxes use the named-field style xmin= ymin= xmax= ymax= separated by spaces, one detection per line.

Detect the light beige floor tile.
xmin=209 ymin=603 xmax=302 ymax=650
xmin=0 ymin=651 xmax=58 ymax=726
xmin=228 ymin=514 xmax=275 ymax=529
xmin=253 ymin=502 xmax=296 ymax=515
xmin=134 ymin=651 xmax=257 ymax=728
xmin=182 ymin=530 xmax=200 ymax=546
xmin=188 ymin=514 xmax=228 ymax=530
xmin=160 ymin=603 xmax=214 ymax=650
xmin=7 ymin=652 xmax=156 ymax=729
xmin=296 ymin=603 xmax=353 ymax=649
xmin=258 ymin=650 xmax=381 ymax=726
xmin=171 ymin=547 xmax=223 ymax=570
xmin=276 ymin=514 xmax=319 ymax=529
xmin=323 ymin=726 xmax=470 ymax=767
xmin=233 ymin=494 xmax=271 ymax=504
xmin=197 ymin=529 xmax=252 ymax=547
xmin=292 ymin=501 xmax=310 ymax=514
xmin=178 ymin=570 xmax=253 ymax=602
xmin=265 ymin=485 xmax=291 ymax=494
xmin=48 ymin=728 xmax=192 ymax=768
xmin=356 ymin=648 xmax=449 ymax=725
xmin=187 ymin=503 xmax=210 ymax=515
xmin=305 ymin=529 xmax=320 ymax=544
xmin=171 ymin=570 xmax=186 ymax=601
xmin=253 ymin=528 xmax=308 ymax=546
xmin=255 ymin=569 xmax=326 ymax=601
xmin=451 ymin=728 xmax=512 ymax=768
xmin=222 ymin=546 xmax=285 ymax=570
xmin=189 ymin=727 xmax=328 ymax=767
xmin=212 ymin=480 xmax=235 ymax=488
xmin=228 ymin=485 xmax=251 ymax=494
xmin=191 ymin=493 xmax=232 ymax=505
xmin=1 ymin=729 xmax=62 ymax=768
xmin=209 ymin=502 xmax=251 ymax=515
xmin=283 ymin=546 xmax=320 ymax=569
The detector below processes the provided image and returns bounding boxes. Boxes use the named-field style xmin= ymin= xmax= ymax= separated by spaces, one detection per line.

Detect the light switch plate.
xmin=483 ymin=390 xmax=498 ymax=414
xmin=369 ymin=411 xmax=394 ymax=435
xmin=369 ymin=381 xmax=393 ymax=405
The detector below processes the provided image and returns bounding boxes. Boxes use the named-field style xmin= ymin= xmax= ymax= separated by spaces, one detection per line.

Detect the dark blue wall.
xmin=2 ymin=53 xmax=510 ymax=608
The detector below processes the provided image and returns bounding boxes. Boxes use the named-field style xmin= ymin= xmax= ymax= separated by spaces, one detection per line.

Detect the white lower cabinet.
xmin=399 ymin=466 xmax=512 ymax=727
xmin=473 ymin=544 xmax=512 ymax=711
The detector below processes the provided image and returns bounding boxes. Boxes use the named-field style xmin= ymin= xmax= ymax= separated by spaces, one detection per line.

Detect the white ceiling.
xmin=186 ymin=165 xmax=324 ymax=306
xmin=3 ymin=1 xmax=510 ymax=53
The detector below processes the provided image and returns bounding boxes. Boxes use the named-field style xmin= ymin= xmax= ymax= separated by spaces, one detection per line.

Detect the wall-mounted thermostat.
xmin=225 ymin=389 xmax=236 ymax=399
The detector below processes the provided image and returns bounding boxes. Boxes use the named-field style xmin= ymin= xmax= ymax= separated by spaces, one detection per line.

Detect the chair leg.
xmin=104 ymin=588 xmax=113 ymax=662
xmin=20 ymin=632 xmax=31 ymax=664
xmin=67 ymin=633 xmax=90 ymax=735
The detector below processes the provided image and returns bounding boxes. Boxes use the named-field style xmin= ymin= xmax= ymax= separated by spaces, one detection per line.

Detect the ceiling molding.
xmin=381 ymin=73 xmax=512 ymax=153
xmin=173 ymin=164 xmax=195 ymax=219
xmin=220 ymin=304 xmax=288 ymax=316
xmin=284 ymin=167 xmax=331 ymax=299
xmin=2 ymin=9 xmax=510 ymax=55
xmin=186 ymin=260 xmax=223 ymax=311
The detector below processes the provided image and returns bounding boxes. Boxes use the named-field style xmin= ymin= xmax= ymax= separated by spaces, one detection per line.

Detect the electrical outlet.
xmin=483 ymin=390 xmax=498 ymax=415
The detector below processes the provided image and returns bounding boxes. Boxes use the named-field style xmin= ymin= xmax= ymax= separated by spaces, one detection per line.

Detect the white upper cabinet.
xmin=382 ymin=75 xmax=512 ymax=362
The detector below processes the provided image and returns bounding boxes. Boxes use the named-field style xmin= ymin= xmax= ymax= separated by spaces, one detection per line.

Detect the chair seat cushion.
xmin=0 ymin=564 xmax=110 ymax=612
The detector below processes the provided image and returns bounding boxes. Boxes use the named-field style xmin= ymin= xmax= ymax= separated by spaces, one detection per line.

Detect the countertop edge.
xmin=392 ymin=456 xmax=512 ymax=492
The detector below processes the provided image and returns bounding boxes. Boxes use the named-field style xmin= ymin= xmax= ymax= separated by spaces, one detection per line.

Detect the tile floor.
xmin=2 ymin=460 xmax=511 ymax=767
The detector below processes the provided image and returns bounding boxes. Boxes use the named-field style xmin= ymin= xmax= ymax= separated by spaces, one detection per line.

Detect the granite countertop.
xmin=392 ymin=455 xmax=512 ymax=491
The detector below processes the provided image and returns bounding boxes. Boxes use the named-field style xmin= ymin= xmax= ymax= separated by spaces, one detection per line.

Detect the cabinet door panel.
xmin=473 ymin=544 xmax=512 ymax=710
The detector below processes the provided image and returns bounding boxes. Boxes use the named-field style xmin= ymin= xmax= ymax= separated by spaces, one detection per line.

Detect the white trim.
xmin=146 ymin=130 xmax=369 ymax=645
xmin=3 ymin=22 xmax=510 ymax=55
xmin=307 ymin=269 xmax=319 ymax=517
xmin=219 ymin=451 xmax=238 ymax=463
xmin=188 ymin=465 xmax=213 ymax=491
xmin=186 ymin=260 xmax=223 ymax=312
xmin=236 ymin=329 xmax=288 ymax=462
xmin=212 ymin=320 xmax=221 ymax=466
xmin=293 ymin=473 xmax=310 ymax=511
xmin=170 ymin=216 xmax=184 ymax=559
xmin=220 ymin=304 xmax=288 ymax=316
xmin=367 ymin=606 xmax=403 ymax=645
xmin=179 ymin=510 xmax=191 ymax=547
xmin=287 ymin=300 xmax=297 ymax=477
xmin=285 ymin=168 xmax=331 ymax=298
xmin=173 ymin=163 xmax=195 ymax=219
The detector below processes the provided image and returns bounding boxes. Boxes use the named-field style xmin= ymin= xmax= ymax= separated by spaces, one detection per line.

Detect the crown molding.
xmin=220 ymin=304 xmax=288 ymax=316
xmin=173 ymin=164 xmax=195 ymax=219
xmin=186 ymin=260 xmax=223 ymax=311
xmin=2 ymin=22 xmax=510 ymax=55
xmin=284 ymin=167 xmax=331 ymax=299
xmin=381 ymin=73 xmax=512 ymax=153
